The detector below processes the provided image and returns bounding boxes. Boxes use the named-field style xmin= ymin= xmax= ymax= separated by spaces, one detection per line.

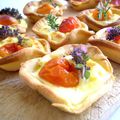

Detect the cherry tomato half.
xmin=59 ymin=17 xmax=79 ymax=33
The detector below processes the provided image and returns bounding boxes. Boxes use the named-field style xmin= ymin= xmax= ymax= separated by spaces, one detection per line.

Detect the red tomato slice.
xmin=59 ymin=17 xmax=79 ymax=33
xmin=114 ymin=35 xmax=120 ymax=44
xmin=0 ymin=15 xmax=18 ymax=25
xmin=0 ymin=43 xmax=23 ymax=57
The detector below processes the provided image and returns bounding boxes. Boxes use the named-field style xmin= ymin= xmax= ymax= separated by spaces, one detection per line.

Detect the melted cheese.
xmin=19 ymin=19 xmax=28 ymax=28
xmin=33 ymin=55 xmax=111 ymax=109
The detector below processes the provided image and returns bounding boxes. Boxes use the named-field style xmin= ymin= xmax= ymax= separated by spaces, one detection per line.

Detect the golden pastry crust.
xmin=77 ymin=8 xmax=120 ymax=31
xmin=70 ymin=0 xmax=99 ymax=11
xmin=32 ymin=16 xmax=94 ymax=49
xmin=0 ymin=37 xmax=51 ymax=71
xmin=89 ymin=27 xmax=120 ymax=64
xmin=19 ymin=44 xmax=113 ymax=114
xmin=23 ymin=0 xmax=68 ymax=23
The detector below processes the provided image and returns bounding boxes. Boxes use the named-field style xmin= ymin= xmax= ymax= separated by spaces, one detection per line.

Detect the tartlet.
xmin=77 ymin=7 xmax=120 ymax=31
xmin=110 ymin=0 xmax=120 ymax=15
xmin=32 ymin=15 xmax=94 ymax=49
xmin=0 ymin=26 xmax=51 ymax=71
xmin=23 ymin=0 xmax=68 ymax=23
xmin=69 ymin=0 xmax=99 ymax=11
xmin=0 ymin=8 xmax=27 ymax=33
xmin=19 ymin=44 xmax=114 ymax=114
xmin=89 ymin=26 xmax=120 ymax=64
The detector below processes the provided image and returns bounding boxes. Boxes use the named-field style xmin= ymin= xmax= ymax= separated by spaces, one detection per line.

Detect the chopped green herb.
xmin=75 ymin=64 xmax=83 ymax=70
xmin=46 ymin=14 xmax=59 ymax=30
xmin=97 ymin=0 xmax=112 ymax=20
xmin=48 ymin=0 xmax=53 ymax=3
xmin=84 ymin=70 xmax=90 ymax=80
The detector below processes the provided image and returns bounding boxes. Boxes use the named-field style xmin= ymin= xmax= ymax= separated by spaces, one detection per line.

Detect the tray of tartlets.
xmin=0 ymin=0 xmax=120 ymax=120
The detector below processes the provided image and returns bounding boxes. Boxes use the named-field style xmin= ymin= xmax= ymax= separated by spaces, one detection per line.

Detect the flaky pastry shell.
xmin=70 ymin=0 xmax=99 ymax=11
xmin=89 ymin=27 xmax=120 ymax=64
xmin=23 ymin=0 xmax=68 ymax=23
xmin=19 ymin=44 xmax=113 ymax=114
xmin=77 ymin=8 xmax=120 ymax=31
xmin=32 ymin=17 xmax=94 ymax=50
xmin=0 ymin=38 xmax=51 ymax=71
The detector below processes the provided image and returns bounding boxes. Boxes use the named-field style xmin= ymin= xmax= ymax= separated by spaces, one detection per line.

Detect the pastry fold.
xmin=0 ymin=37 xmax=51 ymax=71
xmin=19 ymin=44 xmax=114 ymax=114
xmin=89 ymin=27 xmax=120 ymax=64
xmin=23 ymin=0 xmax=68 ymax=23
xmin=32 ymin=17 xmax=94 ymax=49
xmin=77 ymin=8 xmax=120 ymax=31
xmin=70 ymin=0 xmax=99 ymax=11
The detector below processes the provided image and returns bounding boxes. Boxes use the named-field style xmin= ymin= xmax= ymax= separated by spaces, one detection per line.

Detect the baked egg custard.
xmin=23 ymin=0 xmax=68 ymax=23
xmin=20 ymin=44 xmax=114 ymax=113
xmin=89 ymin=26 xmax=120 ymax=64
xmin=77 ymin=0 xmax=120 ymax=31
xmin=32 ymin=15 xmax=94 ymax=49
xmin=0 ymin=8 xmax=27 ymax=33
xmin=0 ymin=25 xmax=51 ymax=71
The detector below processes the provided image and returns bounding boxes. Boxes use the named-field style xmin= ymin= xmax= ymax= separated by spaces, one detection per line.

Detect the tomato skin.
xmin=4 ymin=43 xmax=23 ymax=53
xmin=0 ymin=15 xmax=18 ymax=25
xmin=0 ymin=43 xmax=23 ymax=57
xmin=59 ymin=17 xmax=79 ymax=33
xmin=114 ymin=35 xmax=120 ymax=44
xmin=39 ymin=58 xmax=79 ymax=87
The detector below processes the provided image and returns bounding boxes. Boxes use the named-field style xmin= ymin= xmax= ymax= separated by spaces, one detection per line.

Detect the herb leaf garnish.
xmin=46 ymin=14 xmax=59 ymax=30
xmin=71 ymin=46 xmax=90 ymax=80
xmin=97 ymin=0 xmax=112 ymax=20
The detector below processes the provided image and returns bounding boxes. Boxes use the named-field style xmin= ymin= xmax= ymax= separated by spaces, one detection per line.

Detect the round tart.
xmin=89 ymin=26 xmax=120 ymax=64
xmin=69 ymin=0 xmax=99 ymax=11
xmin=32 ymin=15 xmax=94 ymax=49
xmin=19 ymin=44 xmax=114 ymax=114
xmin=0 ymin=26 xmax=51 ymax=71
xmin=0 ymin=8 xmax=27 ymax=33
xmin=77 ymin=1 xmax=120 ymax=31
xmin=23 ymin=0 xmax=68 ymax=23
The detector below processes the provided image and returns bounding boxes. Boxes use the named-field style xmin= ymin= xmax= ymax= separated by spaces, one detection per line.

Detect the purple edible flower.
xmin=106 ymin=26 xmax=120 ymax=40
xmin=0 ymin=8 xmax=22 ymax=19
xmin=71 ymin=45 xmax=90 ymax=79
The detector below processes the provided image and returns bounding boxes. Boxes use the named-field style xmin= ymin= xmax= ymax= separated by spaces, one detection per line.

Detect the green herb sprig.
xmin=46 ymin=14 xmax=59 ymax=30
xmin=97 ymin=0 xmax=112 ymax=20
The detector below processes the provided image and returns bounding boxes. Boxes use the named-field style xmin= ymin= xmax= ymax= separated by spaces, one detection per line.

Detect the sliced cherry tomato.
xmin=59 ymin=17 xmax=79 ymax=33
xmin=92 ymin=9 xmax=112 ymax=21
xmin=0 ymin=43 xmax=23 ymax=57
xmin=0 ymin=15 xmax=18 ymax=25
xmin=114 ymin=35 xmax=120 ymax=44
xmin=39 ymin=58 xmax=79 ymax=87
xmin=36 ymin=3 xmax=53 ymax=14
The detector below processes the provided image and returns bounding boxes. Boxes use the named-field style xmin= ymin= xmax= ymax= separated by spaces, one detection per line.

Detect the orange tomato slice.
xmin=0 ymin=15 xmax=18 ymax=25
xmin=39 ymin=58 xmax=79 ymax=87
xmin=36 ymin=3 xmax=53 ymax=14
